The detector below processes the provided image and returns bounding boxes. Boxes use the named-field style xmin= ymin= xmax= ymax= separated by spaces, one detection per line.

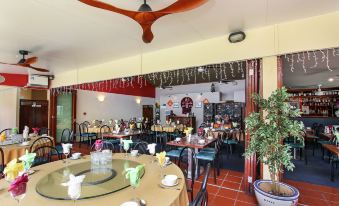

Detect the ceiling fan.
xmin=0 ymin=50 xmax=49 ymax=72
xmin=78 ymin=0 xmax=208 ymax=43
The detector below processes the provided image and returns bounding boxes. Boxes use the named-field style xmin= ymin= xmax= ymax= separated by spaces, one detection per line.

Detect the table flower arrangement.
xmin=3 ymin=159 xmax=24 ymax=182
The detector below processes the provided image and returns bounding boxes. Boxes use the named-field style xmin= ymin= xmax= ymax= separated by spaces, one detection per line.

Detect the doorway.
xmin=142 ymin=105 xmax=154 ymax=123
xmin=19 ymin=100 xmax=48 ymax=132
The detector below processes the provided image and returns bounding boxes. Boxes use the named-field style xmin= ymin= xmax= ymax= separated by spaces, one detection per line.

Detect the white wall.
xmin=0 ymin=87 xmax=18 ymax=129
xmin=76 ymin=90 xmax=155 ymax=123
xmin=156 ymin=80 xmax=245 ymax=130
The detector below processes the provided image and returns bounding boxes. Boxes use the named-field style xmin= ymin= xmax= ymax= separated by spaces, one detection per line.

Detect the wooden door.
xmin=142 ymin=105 xmax=153 ymax=122
xmin=19 ymin=100 xmax=48 ymax=132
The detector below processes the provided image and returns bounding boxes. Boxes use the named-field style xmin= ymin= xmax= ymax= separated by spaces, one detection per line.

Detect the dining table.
xmin=0 ymin=153 xmax=189 ymax=206
xmin=102 ymin=130 xmax=144 ymax=139
xmin=0 ymin=135 xmax=47 ymax=164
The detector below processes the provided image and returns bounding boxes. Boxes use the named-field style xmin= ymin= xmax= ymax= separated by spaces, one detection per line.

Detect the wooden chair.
xmin=29 ymin=136 xmax=54 ymax=153
xmin=32 ymin=146 xmax=61 ymax=167
xmin=178 ymin=147 xmax=196 ymax=201
xmin=133 ymin=141 xmax=149 ymax=155
xmin=189 ymin=163 xmax=211 ymax=206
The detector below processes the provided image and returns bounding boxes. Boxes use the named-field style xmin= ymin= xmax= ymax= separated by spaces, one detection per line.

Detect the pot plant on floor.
xmin=244 ymin=87 xmax=304 ymax=206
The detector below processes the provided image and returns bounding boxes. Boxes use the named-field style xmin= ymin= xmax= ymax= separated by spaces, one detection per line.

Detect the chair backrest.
xmin=133 ymin=141 xmax=149 ymax=155
xmin=39 ymin=127 xmax=50 ymax=136
xmin=178 ymin=147 xmax=196 ymax=181
xmin=80 ymin=123 xmax=89 ymax=134
xmin=83 ymin=121 xmax=90 ymax=126
xmin=0 ymin=128 xmax=12 ymax=136
xmin=61 ymin=128 xmax=73 ymax=143
xmin=30 ymin=136 xmax=53 ymax=152
xmin=32 ymin=145 xmax=61 ymax=166
xmin=100 ymin=125 xmax=112 ymax=139
xmin=0 ymin=147 xmax=4 ymax=173
xmin=190 ymin=163 xmax=211 ymax=206
xmin=91 ymin=140 xmax=117 ymax=151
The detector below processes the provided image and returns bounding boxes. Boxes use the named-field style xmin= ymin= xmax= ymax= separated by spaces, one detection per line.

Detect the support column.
xmin=261 ymin=56 xmax=279 ymax=180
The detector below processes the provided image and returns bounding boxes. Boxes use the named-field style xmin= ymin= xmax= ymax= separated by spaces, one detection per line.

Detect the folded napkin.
xmin=94 ymin=139 xmax=103 ymax=151
xmin=4 ymin=159 xmax=24 ymax=182
xmin=19 ymin=150 xmax=36 ymax=171
xmin=147 ymin=143 xmax=156 ymax=154
xmin=122 ymin=140 xmax=133 ymax=151
xmin=156 ymin=151 xmax=167 ymax=166
xmin=62 ymin=143 xmax=73 ymax=154
xmin=8 ymin=173 xmax=29 ymax=197
xmin=124 ymin=164 xmax=145 ymax=188
xmin=61 ymin=174 xmax=86 ymax=200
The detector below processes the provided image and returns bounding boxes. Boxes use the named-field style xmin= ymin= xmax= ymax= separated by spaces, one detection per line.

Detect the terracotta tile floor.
xmin=72 ymin=143 xmax=339 ymax=206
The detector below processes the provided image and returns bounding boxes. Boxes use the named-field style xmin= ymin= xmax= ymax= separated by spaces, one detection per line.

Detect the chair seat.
xmin=201 ymin=148 xmax=216 ymax=153
xmin=54 ymin=145 xmax=63 ymax=154
xmin=195 ymin=151 xmax=215 ymax=161
xmin=166 ymin=150 xmax=181 ymax=158
xmin=287 ymin=143 xmax=304 ymax=149
xmin=81 ymin=133 xmax=96 ymax=137
xmin=33 ymin=157 xmax=49 ymax=166
xmin=104 ymin=139 xmax=120 ymax=144
xmin=318 ymin=140 xmax=332 ymax=145
xmin=224 ymin=139 xmax=238 ymax=145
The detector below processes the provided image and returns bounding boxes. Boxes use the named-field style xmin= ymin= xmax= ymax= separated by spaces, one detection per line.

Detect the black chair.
xmin=39 ymin=127 xmax=50 ymax=136
xmin=330 ymin=155 xmax=338 ymax=182
xmin=285 ymin=135 xmax=307 ymax=165
xmin=178 ymin=147 xmax=196 ymax=201
xmin=100 ymin=125 xmax=120 ymax=148
xmin=0 ymin=147 xmax=4 ymax=177
xmin=0 ymin=128 xmax=12 ymax=136
xmin=133 ymin=141 xmax=149 ymax=155
xmin=79 ymin=123 xmax=97 ymax=147
xmin=189 ymin=163 xmax=211 ymax=206
xmin=29 ymin=136 xmax=54 ymax=153
xmin=32 ymin=146 xmax=61 ymax=167
xmin=55 ymin=128 xmax=74 ymax=154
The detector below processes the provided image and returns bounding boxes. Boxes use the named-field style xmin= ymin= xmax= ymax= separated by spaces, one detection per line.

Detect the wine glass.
xmin=63 ymin=147 xmax=70 ymax=164
xmin=9 ymin=182 xmax=27 ymax=206
xmin=68 ymin=184 xmax=81 ymax=206
xmin=123 ymin=142 xmax=130 ymax=158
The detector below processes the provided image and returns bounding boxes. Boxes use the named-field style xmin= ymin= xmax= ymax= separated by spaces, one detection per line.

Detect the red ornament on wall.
xmin=167 ymin=100 xmax=173 ymax=107
xmin=181 ymin=97 xmax=193 ymax=114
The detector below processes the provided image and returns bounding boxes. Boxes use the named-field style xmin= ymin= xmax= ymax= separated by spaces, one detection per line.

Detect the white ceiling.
xmin=1 ymin=0 xmax=339 ymax=75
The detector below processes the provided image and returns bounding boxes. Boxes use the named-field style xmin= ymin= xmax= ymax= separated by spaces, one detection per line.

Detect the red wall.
xmin=0 ymin=73 xmax=28 ymax=87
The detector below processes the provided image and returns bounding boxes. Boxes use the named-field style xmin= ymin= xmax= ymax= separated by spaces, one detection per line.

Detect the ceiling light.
xmin=228 ymin=31 xmax=246 ymax=43
xmin=136 ymin=97 xmax=141 ymax=104
xmin=97 ymin=95 xmax=105 ymax=102
xmin=0 ymin=75 xmax=5 ymax=83
xmin=328 ymin=78 xmax=334 ymax=82
xmin=138 ymin=0 xmax=152 ymax=12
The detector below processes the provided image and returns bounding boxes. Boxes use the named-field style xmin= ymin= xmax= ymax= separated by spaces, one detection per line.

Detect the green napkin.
xmin=122 ymin=140 xmax=133 ymax=151
xmin=124 ymin=164 xmax=145 ymax=188
xmin=19 ymin=150 xmax=36 ymax=171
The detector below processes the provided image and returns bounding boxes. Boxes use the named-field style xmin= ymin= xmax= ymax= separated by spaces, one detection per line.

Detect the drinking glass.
xmin=123 ymin=143 xmax=130 ymax=158
xmin=68 ymin=184 xmax=81 ymax=206
xmin=63 ymin=150 xmax=70 ymax=164
xmin=9 ymin=182 xmax=27 ymax=206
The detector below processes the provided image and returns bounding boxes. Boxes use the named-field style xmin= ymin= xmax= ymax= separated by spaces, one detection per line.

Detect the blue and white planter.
xmin=254 ymin=180 xmax=299 ymax=206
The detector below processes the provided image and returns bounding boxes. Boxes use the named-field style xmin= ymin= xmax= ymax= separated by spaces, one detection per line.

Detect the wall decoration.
xmin=181 ymin=97 xmax=193 ymax=114
xmin=196 ymin=101 xmax=202 ymax=108
xmin=167 ymin=100 xmax=173 ymax=107
xmin=173 ymin=102 xmax=179 ymax=108
xmin=160 ymin=104 xmax=167 ymax=109
xmin=203 ymin=98 xmax=209 ymax=104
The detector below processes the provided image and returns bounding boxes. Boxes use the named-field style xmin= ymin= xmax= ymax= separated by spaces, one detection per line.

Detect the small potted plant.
xmin=244 ymin=87 xmax=304 ymax=206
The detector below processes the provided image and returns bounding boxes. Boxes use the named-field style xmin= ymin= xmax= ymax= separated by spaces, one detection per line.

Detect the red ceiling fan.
xmin=0 ymin=50 xmax=49 ymax=72
xmin=78 ymin=0 xmax=208 ymax=43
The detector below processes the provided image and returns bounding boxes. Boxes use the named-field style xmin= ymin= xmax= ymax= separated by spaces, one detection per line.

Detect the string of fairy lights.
xmin=284 ymin=47 xmax=339 ymax=73
xmin=50 ymin=60 xmax=249 ymax=95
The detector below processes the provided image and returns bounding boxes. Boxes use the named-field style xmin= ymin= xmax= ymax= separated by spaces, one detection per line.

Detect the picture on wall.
xmin=173 ymin=102 xmax=179 ymax=108
xmin=196 ymin=101 xmax=202 ymax=108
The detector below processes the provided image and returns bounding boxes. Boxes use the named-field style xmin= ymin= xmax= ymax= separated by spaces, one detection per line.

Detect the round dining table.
xmin=0 ymin=153 xmax=189 ymax=206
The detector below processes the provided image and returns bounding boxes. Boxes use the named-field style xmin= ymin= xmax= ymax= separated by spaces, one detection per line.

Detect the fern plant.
xmin=244 ymin=87 xmax=304 ymax=195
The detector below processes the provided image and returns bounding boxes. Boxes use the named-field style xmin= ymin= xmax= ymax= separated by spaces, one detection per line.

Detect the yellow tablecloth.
xmin=0 ymin=136 xmax=52 ymax=164
xmin=87 ymin=127 xmax=112 ymax=134
xmin=0 ymin=153 xmax=189 ymax=206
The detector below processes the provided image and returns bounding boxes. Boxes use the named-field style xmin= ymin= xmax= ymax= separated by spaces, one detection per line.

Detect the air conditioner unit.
xmin=27 ymin=75 xmax=49 ymax=88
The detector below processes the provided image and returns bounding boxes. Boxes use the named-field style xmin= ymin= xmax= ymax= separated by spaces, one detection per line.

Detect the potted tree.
xmin=245 ymin=87 xmax=304 ymax=206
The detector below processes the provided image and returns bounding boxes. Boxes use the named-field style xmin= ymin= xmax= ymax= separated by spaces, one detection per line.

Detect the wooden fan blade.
xmin=78 ymin=0 xmax=137 ymax=19
xmin=0 ymin=61 xmax=18 ymax=66
xmin=28 ymin=66 xmax=49 ymax=72
xmin=157 ymin=0 xmax=208 ymax=14
xmin=24 ymin=57 xmax=38 ymax=65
